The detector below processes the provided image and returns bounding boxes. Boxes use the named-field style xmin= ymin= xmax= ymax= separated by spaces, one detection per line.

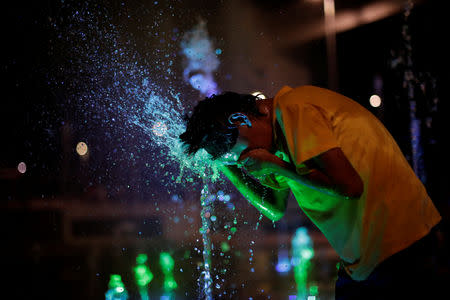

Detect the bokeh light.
xmin=369 ymin=94 xmax=382 ymax=107
xmin=17 ymin=162 xmax=26 ymax=174
xmin=151 ymin=122 xmax=168 ymax=137
xmin=76 ymin=142 xmax=88 ymax=156
xmin=252 ymin=91 xmax=266 ymax=99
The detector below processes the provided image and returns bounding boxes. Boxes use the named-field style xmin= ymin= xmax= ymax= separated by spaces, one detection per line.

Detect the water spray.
xmin=181 ymin=20 xmax=222 ymax=299
xmin=52 ymin=4 xmax=224 ymax=298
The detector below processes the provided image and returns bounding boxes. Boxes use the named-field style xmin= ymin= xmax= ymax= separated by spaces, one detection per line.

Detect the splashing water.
xmin=181 ymin=20 xmax=222 ymax=299
xmin=198 ymin=184 xmax=214 ymax=299
xmin=50 ymin=3 xmax=225 ymax=298
xmin=49 ymin=2 xmax=222 ymax=196
xmin=128 ymin=89 xmax=220 ymax=184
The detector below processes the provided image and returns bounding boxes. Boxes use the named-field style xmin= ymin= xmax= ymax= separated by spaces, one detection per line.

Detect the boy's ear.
xmin=228 ymin=112 xmax=252 ymax=128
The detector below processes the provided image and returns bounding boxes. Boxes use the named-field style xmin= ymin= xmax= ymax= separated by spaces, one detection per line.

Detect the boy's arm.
xmin=307 ymin=147 xmax=363 ymax=198
xmin=219 ymin=165 xmax=290 ymax=221
xmin=240 ymin=147 xmax=363 ymax=199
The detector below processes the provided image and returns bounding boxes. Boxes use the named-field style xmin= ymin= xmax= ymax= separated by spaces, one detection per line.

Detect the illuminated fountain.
xmin=133 ymin=254 xmax=154 ymax=300
xmin=160 ymin=252 xmax=178 ymax=299
xmin=180 ymin=19 xmax=222 ymax=300
xmin=178 ymin=20 xmax=271 ymax=299
xmin=291 ymin=227 xmax=315 ymax=300
xmin=105 ymin=274 xmax=129 ymax=300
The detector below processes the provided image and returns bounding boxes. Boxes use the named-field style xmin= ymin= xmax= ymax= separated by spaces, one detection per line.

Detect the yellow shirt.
xmin=265 ymin=85 xmax=441 ymax=280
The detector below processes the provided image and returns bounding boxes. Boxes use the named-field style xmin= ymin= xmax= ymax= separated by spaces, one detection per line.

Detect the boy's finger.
xmin=239 ymin=157 xmax=252 ymax=168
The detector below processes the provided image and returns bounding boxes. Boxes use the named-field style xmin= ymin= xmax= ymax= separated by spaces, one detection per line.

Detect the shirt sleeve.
xmin=275 ymin=100 xmax=339 ymax=170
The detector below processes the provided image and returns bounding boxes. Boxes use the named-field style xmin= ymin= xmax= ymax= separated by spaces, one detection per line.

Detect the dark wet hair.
xmin=179 ymin=92 xmax=264 ymax=159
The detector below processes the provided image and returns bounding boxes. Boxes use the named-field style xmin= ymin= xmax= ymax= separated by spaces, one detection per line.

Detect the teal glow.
xmin=105 ymin=274 xmax=128 ymax=300
xmin=301 ymin=249 xmax=314 ymax=260
xmin=291 ymin=227 xmax=315 ymax=299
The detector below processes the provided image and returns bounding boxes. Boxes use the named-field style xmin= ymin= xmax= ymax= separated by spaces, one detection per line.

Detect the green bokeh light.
xmin=108 ymin=274 xmax=125 ymax=289
xmin=160 ymin=252 xmax=178 ymax=292
xmin=221 ymin=241 xmax=230 ymax=252
xmin=136 ymin=253 xmax=148 ymax=265
xmin=160 ymin=252 xmax=175 ymax=272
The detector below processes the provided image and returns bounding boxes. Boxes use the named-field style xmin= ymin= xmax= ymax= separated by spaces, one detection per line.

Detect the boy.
xmin=180 ymin=85 xmax=442 ymax=299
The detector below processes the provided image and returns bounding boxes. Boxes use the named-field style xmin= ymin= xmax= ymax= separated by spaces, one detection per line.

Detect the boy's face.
xmin=217 ymin=121 xmax=268 ymax=166
xmin=217 ymin=107 xmax=273 ymax=166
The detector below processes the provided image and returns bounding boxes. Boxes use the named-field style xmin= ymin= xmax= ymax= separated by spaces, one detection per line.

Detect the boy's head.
xmin=179 ymin=92 xmax=264 ymax=159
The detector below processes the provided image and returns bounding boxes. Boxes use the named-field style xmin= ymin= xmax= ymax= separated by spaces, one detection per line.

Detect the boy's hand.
xmin=238 ymin=148 xmax=286 ymax=179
